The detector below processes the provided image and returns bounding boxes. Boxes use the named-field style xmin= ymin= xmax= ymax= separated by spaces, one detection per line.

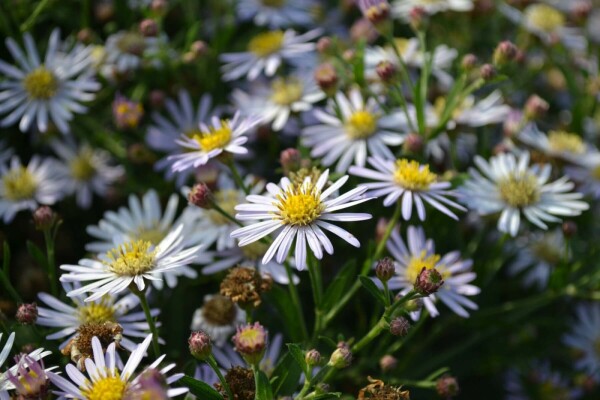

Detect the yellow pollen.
xmin=261 ymin=0 xmax=284 ymax=7
xmin=208 ymin=189 xmax=241 ymax=225
xmin=247 ymin=31 xmax=285 ymax=57
xmin=406 ymin=251 xmax=446 ymax=283
xmin=524 ymin=4 xmax=565 ymax=33
xmin=23 ymin=67 xmax=58 ymax=100
xmin=346 ymin=110 xmax=378 ymax=139
xmin=81 ymin=375 xmax=127 ymax=400
xmin=70 ymin=148 xmax=97 ymax=181
xmin=239 ymin=327 xmax=262 ymax=343
xmin=2 ymin=166 xmax=37 ymax=201
xmin=547 ymin=131 xmax=585 ymax=154
xmin=393 ymin=159 xmax=437 ymax=191
xmin=193 ymin=121 xmax=232 ymax=152
xmin=276 ymin=183 xmax=324 ymax=226
xmin=498 ymin=173 xmax=540 ymax=208
xmin=270 ymin=78 xmax=304 ymax=106
xmin=134 ymin=224 xmax=166 ymax=245
xmin=105 ymin=240 xmax=156 ymax=276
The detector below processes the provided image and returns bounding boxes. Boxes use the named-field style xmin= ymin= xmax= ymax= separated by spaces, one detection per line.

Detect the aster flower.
xmin=563 ymin=303 xmax=600 ymax=379
xmin=460 ymin=152 xmax=589 ymax=237
xmin=220 ymin=29 xmax=320 ymax=81
xmin=0 ymin=29 xmax=99 ymax=134
xmin=51 ymin=139 xmax=124 ymax=209
xmin=6 ymin=355 xmax=50 ymax=400
xmin=232 ymin=73 xmax=325 ymax=132
xmin=565 ymin=154 xmax=600 ymax=199
xmin=505 ymin=361 xmax=581 ymax=400
xmin=190 ymin=294 xmax=246 ymax=347
xmin=60 ymin=224 xmax=205 ymax=301
xmin=37 ymin=282 xmax=156 ymax=351
xmin=231 ymin=170 xmax=372 ymax=270
xmin=48 ymin=335 xmax=187 ymax=399
xmin=168 ymin=112 xmax=262 ymax=173
xmin=302 ymin=89 xmax=405 ymax=173
xmin=442 ymin=90 xmax=511 ymax=129
xmin=392 ymin=0 xmax=474 ymax=20
xmin=213 ymin=333 xmax=283 ymax=376
xmin=101 ymin=30 xmax=162 ymax=74
xmin=236 ymin=0 xmax=317 ymax=28
xmin=0 ymin=156 xmax=66 ymax=223
xmin=386 ymin=226 xmax=480 ymax=318
xmin=350 ymin=157 xmax=465 ymax=220
xmin=517 ymin=124 xmax=596 ymax=163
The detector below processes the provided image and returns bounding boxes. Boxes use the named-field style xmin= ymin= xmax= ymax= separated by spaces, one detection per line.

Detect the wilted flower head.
xmin=220 ymin=267 xmax=273 ymax=309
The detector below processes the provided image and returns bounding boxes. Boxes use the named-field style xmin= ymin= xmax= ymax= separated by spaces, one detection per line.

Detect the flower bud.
xmin=572 ymin=1 xmax=592 ymax=22
xmin=379 ymin=354 xmax=397 ymax=372
xmin=389 ymin=317 xmax=410 ymax=337
xmin=404 ymin=297 xmax=423 ymax=312
xmin=189 ymin=331 xmax=212 ymax=361
xmin=414 ymin=267 xmax=444 ymax=295
xmin=376 ymin=60 xmax=397 ymax=83
xmin=314 ymin=63 xmax=338 ymax=96
xmin=375 ymin=218 xmax=389 ymax=244
xmin=140 ymin=19 xmax=158 ymax=37
xmin=461 ymin=54 xmax=478 ymax=71
xmin=33 ymin=206 xmax=57 ymax=231
xmin=479 ymin=63 xmax=496 ymax=81
xmin=493 ymin=40 xmax=518 ymax=66
xmin=358 ymin=0 xmax=391 ymax=31
xmin=233 ymin=322 xmax=268 ymax=366
xmin=375 ymin=257 xmax=395 ymax=282
xmin=436 ymin=375 xmax=459 ymax=398
xmin=280 ymin=148 xmax=302 ymax=175
xmin=188 ymin=183 xmax=213 ymax=209
xmin=350 ymin=19 xmax=378 ymax=44
xmin=403 ymin=132 xmax=424 ymax=153
xmin=305 ymin=349 xmax=322 ymax=366
xmin=524 ymin=95 xmax=549 ymax=121
xmin=77 ymin=28 xmax=94 ymax=44
xmin=328 ymin=342 xmax=352 ymax=369
xmin=16 ymin=303 xmax=38 ymax=325
xmin=562 ymin=221 xmax=577 ymax=238
xmin=409 ymin=6 xmax=428 ymax=31
xmin=151 ymin=0 xmax=168 ymax=14
xmin=190 ymin=40 xmax=208 ymax=57
xmin=316 ymin=37 xmax=333 ymax=54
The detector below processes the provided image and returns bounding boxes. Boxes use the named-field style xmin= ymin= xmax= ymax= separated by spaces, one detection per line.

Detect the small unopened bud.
xmin=151 ymin=0 xmax=168 ymax=14
xmin=190 ymin=40 xmax=208 ymax=57
xmin=16 ymin=303 xmax=38 ymax=325
xmin=461 ymin=54 xmax=478 ymax=71
xmin=314 ymin=63 xmax=338 ymax=96
xmin=189 ymin=331 xmax=212 ymax=361
xmin=479 ymin=63 xmax=496 ymax=81
xmin=305 ymin=349 xmax=322 ymax=366
xmin=403 ymin=133 xmax=424 ymax=153
xmin=389 ymin=317 xmax=410 ymax=337
xmin=409 ymin=6 xmax=428 ymax=31
xmin=280 ymin=148 xmax=302 ymax=175
xmin=562 ymin=221 xmax=577 ymax=238
xmin=375 ymin=218 xmax=389 ymax=243
xmin=436 ymin=375 xmax=459 ymax=398
xmin=316 ymin=37 xmax=333 ymax=54
xmin=328 ymin=342 xmax=352 ymax=369
xmin=375 ymin=257 xmax=395 ymax=282
xmin=524 ymin=95 xmax=549 ymax=120
xmin=376 ymin=60 xmax=397 ymax=83
xmin=414 ymin=267 xmax=444 ymax=295
xmin=358 ymin=0 xmax=391 ymax=30
xmin=33 ymin=206 xmax=57 ymax=231
xmin=350 ymin=19 xmax=378 ymax=44
xmin=233 ymin=322 xmax=268 ymax=366
xmin=188 ymin=183 xmax=213 ymax=209
xmin=149 ymin=90 xmax=165 ymax=109
xmin=77 ymin=28 xmax=94 ymax=44
xmin=379 ymin=354 xmax=397 ymax=372
xmin=493 ymin=40 xmax=518 ymax=66
xmin=572 ymin=1 xmax=592 ymax=22
xmin=140 ymin=19 xmax=158 ymax=37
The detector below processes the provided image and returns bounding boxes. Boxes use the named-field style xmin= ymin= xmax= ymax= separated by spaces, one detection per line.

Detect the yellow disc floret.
xmin=134 ymin=224 xmax=166 ymax=245
xmin=248 ymin=31 xmax=285 ymax=57
xmin=3 ymin=166 xmax=37 ymax=201
xmin=271 ymin=77 xmax=304 ymax=106
xmin=276 ymin=182 xmax=324 ymax=226
xmin=406 ymin=251 xmax=445 ymax=283
xmin=498 ymin=173 xmax=540 ymax=208
xmin=23 ymin=67 xmax=58 ymax=100
xmin=547 ymin=131 xmax=585 ymax=154
xmin=193 ymin=121 xmax=232 ymax=152
xmin=346 ymin=110 xmax=378 ymax=139
xmin=393 ymin=159 xmax=437 ymax=191
xmin=70 ymin=148 xmax=97 ymax=181
xmin=106 ymin=240 xmax=156 ymax=276
xmin=78 ymin=299 xmax=116 ymax=324
xmin=524 ymin=4 xmax=565 ymax=33
xmin=81 ymin=375 xmax=127 ymax=400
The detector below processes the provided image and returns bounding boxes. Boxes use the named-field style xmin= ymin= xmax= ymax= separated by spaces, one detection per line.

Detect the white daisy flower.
xmin=102 ymin=30 xmax=162 ymax=74
xmin=350 ymin=157 xmax=465 ymax=220
xmin=220 ymin=29 xmax=320 ymax=81
xmin=518 ymin=124 xmax=597 ymax=164
xmin=563 ymin=303 xmax=600 ymax=379
xmin=460 ymin=152 xmax=589 ymax=237
xmin=0 ymin=29 xmax=100 ymax=134
xmin=190 ymin=294 xmax=246 ymax=347
xmin=60 ymin=224 xmax=205 ymax=301
xmin=506 ymin=229 xmax=566 ymax=290
xmin=302 ymin=88 xmax=405 ymax=173
xmin=146 ymin=91 xmax=217 ymax=186
xmin=232 ymin=73 xmax=325 ymax=132
xmin=51 ymin=139 xmax=124 ymax=209
xmin=213 ymin=332 xmax=283 ymax=376
xmin=386 ymin=226 xmax=479 ymax=318
xmin=231 ymin=169 xmax=373 ymax=270
xmin=48 ymin=335 xmax=187 ymax=399
xmin=392 ymin=0 xmax=474 ymax=20
xmin=505 ymin=361 xmax=580 ymax=400
xmin=168 ymin=112 xmax=262 ymax=173
xmin=237 ymin=0 xmax=317 ymax=28
xmin=37 ymin=282 xmax=156 ymax=351
xmin=565 ymin=154 xmax=600 ymax=199
xmin=445 ymin=90 xmax=511 ymax=129
xmin=0 ymin=156 xmax=66 ymax=223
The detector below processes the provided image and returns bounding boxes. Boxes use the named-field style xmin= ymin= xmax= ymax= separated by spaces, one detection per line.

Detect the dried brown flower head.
xmin=215 ymin=366 xmax=255 ymax=400
xmin=61 ymin=321 xmax=123 ymax=371
xmin=220 ymin=267 xmax=273 ymax=309
xmin=358 ymin=377 xmax=410 ymax=400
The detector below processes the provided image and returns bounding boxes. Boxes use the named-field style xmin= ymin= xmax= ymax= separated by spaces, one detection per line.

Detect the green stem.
xmin=284 ymin=261 xmax=309 ymax=341
xmin=227 ymin=161 xmax=249 ymax=195
xmin=373 ymin=200 xmax=403 ymax=261
xmin=208 ymin=355 xmax=233 ymax=400
xmin=252 ymin=365 xmax=260 ymax=400
xmin=133 ymin=288 xmax=161 ymax=358
xmin=43 ymin=229 xmax=58 ymax=297
xmin=307 ymin=253 xmax=324 ymax=341
xmin=20 ymin=0 xmax=52 ymax=32
xmin=212 ymin=203 xmax=243 ymax=227
xmin=295 ymin=370 xmax=313 ymax=399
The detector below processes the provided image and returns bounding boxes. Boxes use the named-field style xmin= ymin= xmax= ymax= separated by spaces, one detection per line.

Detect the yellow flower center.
xmin=70 ymin=148 xmax=97 ymax=181
xmin=547 ymin=131 xmax=585 ymax=154
xmin=389 ymin=38 xmax=409 ymax=57
xmin=247 ymin=31 xmax=285 ymax=57
xmin=3 ymin=166 xmax=37 ymax=201
xmin=241 ymin=241 xmax=269 ymax=260
xmin=406 ymin=251 xmax=445 ymax=283
xmin=105 ymin=240 xmax=156 ymax=276
xmin=193 ymin=121 xmax=232 ymax=152
xmin=208 ymin=189 xmax=240 ymax=225
xmin=393 ymin=159 xmax=437 ymax=191
xmin=23 ymin=67 xmax=58 ymax=100
xmin=81 ymin=375 xmax=127 ymax=400
xmin=270 ymin=78 xmax=304 ymax=106
xmin=116 ymin=32 xmax=146 ymax=55
xmin=78 ymin=299 xmax=116 ymax=325
xmin=261 ymin=0 xmax=284 ymax=7
xmin=498 ymin=173 xmax=540 ymax=208
xmin=134 ymin=224 xmax=166 ymax=245
xmin=276 ymin=183 xmax=324 ymax=226
xmin=592 ymin=165 xmax=600 ymax=180
xmin=524 ymin=4 xmax=565 ymax=33
xmin=346 ymin=110 xmax=378 ymax=140
xmin=530 ymin=240 xmax=561 ymax=266
xmin=203 ymin=295 xmax=237 ymax=326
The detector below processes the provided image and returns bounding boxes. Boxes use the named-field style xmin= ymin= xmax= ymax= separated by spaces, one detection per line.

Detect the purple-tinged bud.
xmin=317 ymin=37 xmax=333 ymax=54
xmin=189 ymin=331 xmax=212 ymax=361
xmin=190 ymin=40 xmax=208 ymax=57
xmin=379 ymin=354 xmax=397 ymax=372
xmin=33 ymin=206 xmax=57 ymax=231
xmin=305 ymin=349 xmax=322 ymax=366
xmin=524 ymin=95 xmax=549 ymax=121
xmin=389 ymin=317 xmax=410 ymax=337
xmin=188 ymin=183 xmax=213 ymax=209
xmin=151 ymin=0 xmax=168 ymax=14
xmin=375 ymin=257 xmax=395 ymax=283
xmin=403 ymin=133 xmax=424 ymax=153
xmin=280 ymin=148 xmax=302 ymax=175
xmin=16 ymin=303 xmax=38 ymax=325
xmin=375 ymin=218 xmax=389 ymax=244
xmin=562 ymin=221 xmax=577 ymax=238
xmin=479 ymin=63 xmax=496 ymax=81
xmin=461 ymin=54 xmax=478 ymax=71
xmin=572 ymin=1 xmax=592 ymax=22
xmin=328 ymin=342 xmax=352 ymax=369
xmin=376 ymin=60 xmax=397 ymax=83
xmin=350 ymin=19 xmax=379 ymax=44
xmin=314 ymin=63 xmax=338 ymax=96
xmin=493 ymin=40 xmax=518 ymax=66
xmin=140 ymin=19 xmax=158 ymax=37
xmin=436 ymin=375 xmax=459 ymax=398
xmin=409 ymin=6 xmax=429 ymax=31
xmin=233 ymin=322 xmax=268 ymax=366
xmin=414 ymin=267 xmax=444 ymax=295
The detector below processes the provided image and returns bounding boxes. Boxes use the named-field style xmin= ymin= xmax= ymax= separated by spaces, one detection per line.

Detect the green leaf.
xmin=255 ymin=369 xmax=274 ymax=400
xmin=358 ymin=276 xmax=386 ymax=306
xmin=286 ymin=343 xmax=308 ymax=375
xmin=179 ymin=375 xmax=223 ymax=400
xmin=264 ymin=285 xmax=303 ymax=342
xmin=270 ymin=351 xmax=303 ymax=396
xmin=321 ymin=260 xmax=357 ymax=312
xmin=26 ymin=241 xmax=47 ymax=269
